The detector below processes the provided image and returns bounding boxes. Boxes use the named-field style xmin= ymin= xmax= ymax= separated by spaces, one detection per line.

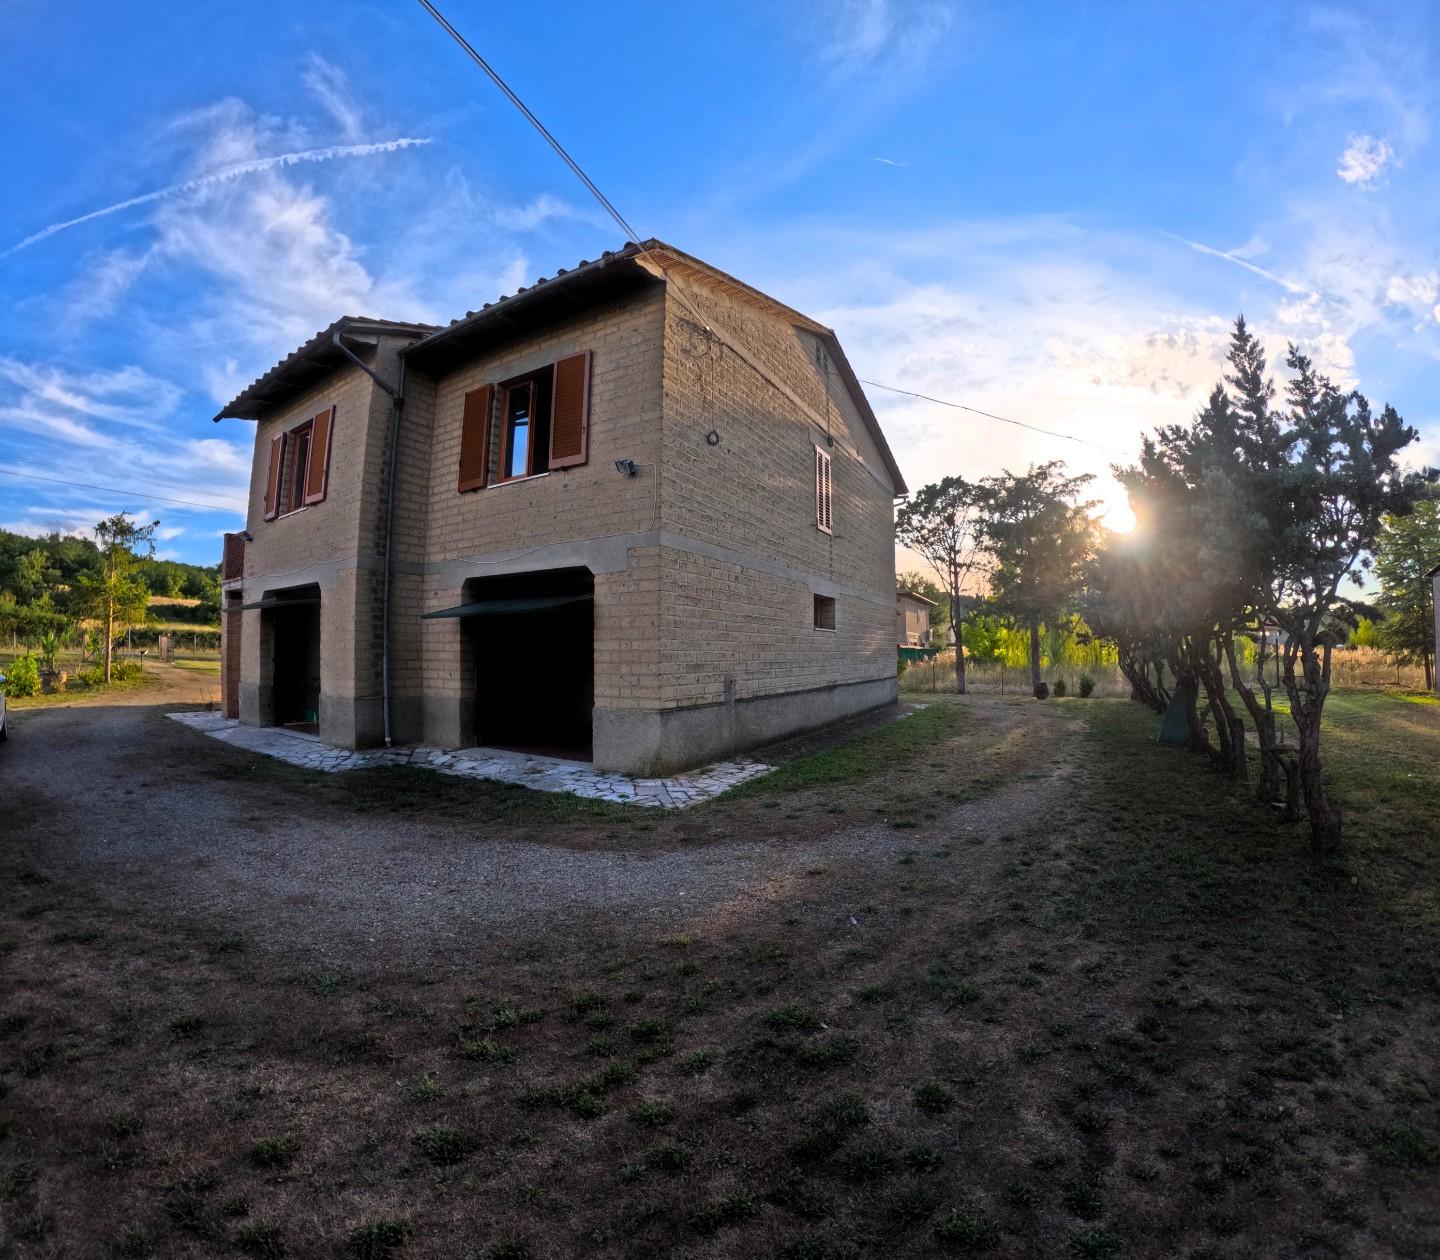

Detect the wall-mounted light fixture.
xmin=614 ymin=458 xmax=638 ymax=478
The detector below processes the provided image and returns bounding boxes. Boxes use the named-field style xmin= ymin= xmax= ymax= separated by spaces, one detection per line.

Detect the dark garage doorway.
xmin=263 ymin=585 xmax=321 ymax=731
xmin=427 ymin=568 xmax=594 ymax=760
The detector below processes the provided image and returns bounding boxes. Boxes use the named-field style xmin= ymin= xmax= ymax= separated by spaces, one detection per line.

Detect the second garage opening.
xmin=427 ymin=567 xmax=595 ymax=761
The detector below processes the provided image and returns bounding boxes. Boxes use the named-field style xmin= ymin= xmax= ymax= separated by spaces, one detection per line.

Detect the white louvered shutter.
xmin=814 ymin=445 xmax=833 ymax=534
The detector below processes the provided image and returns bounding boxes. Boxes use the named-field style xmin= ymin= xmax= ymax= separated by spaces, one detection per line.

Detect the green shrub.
xmin=1053 ymin=677 xmax=1068 ymax=697
xmin=112 ymin=660 xmax=145 ymax=682
xmin=1078 ymin=673 xmax=1095 ymax=698
xmin=75 ymin=666 xmax=106 ymax=688
xmin=1 ymin=655 xmax=40 ymax=698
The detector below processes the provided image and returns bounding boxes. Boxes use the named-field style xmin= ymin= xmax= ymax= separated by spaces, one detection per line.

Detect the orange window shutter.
xmin=263 ymin=433 xmax=285 ymax=520
xmin=303 ymin=406 xmax=334 ymax=505
xmin=549 ymin=350 xmax=592 ymax=469
xmin=458 ymin=384 xmax=495 ymax=492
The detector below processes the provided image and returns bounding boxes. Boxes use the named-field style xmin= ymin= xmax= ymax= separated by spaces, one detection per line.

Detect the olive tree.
xmin=979 ymin=462 xmax=1098 ymax=698
xmin=895 ymin=477 xmax=988 ymax=693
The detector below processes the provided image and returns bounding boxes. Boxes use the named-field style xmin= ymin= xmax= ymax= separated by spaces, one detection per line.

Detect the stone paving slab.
xmin=165 ymin=711 xmax=774 ymax=809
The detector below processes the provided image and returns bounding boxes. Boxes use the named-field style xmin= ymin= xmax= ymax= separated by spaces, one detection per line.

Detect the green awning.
xmin=232 ymin=595 xmax=321 ymax=612
xmin=421 ymin=593 xmax=592 ymax=619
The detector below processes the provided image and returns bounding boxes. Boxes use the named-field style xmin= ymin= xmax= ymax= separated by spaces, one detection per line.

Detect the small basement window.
xmin=813 ymin=594 xmax=836 ymax=631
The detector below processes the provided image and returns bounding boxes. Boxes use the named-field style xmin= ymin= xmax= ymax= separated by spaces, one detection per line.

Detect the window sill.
xmin=274 ymin=505 xmax=310 ymax=520
xmin=488 ymin=472 xmax=551 ymax=490
xmin=813 ymin=626 xmax=837 ymax=634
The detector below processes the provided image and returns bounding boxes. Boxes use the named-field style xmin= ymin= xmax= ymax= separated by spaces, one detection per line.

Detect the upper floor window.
xmin=458 ymin=351 xmax=592 ymax=493
xmin=285 ymin=421 xmax=313 ymax=513
xmin=263 ymin=406 xmax=334 ymax=521
xmin=499 ymin=370 xmax=553 ymax=482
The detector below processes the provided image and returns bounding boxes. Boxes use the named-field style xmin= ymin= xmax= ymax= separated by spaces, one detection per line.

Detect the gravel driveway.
xmin=2 ymin=693 xmax=1068 ymax=968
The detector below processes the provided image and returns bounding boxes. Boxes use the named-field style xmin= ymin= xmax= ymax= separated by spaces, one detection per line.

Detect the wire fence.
xmin=899 ymin=653 xmax=1132 ymax=697
xmin=901 ymin=647 xmax=1435 ymax=698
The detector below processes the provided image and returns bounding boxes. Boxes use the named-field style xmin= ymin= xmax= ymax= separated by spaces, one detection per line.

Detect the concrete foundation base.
xmin=593 ymin=674 xmax=898 ymax=776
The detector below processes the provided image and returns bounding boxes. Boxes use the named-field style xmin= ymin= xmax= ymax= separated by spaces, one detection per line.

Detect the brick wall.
xmin=412 ymin=288 xmax=666 ymax=721
xmin=237 ymin=336 xmax=412 ymax=741
xmin=654 ymin=277 xmax=899 ymax=710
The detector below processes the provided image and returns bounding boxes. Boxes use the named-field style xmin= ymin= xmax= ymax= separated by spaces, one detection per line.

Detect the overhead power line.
xmin=414 ymin=0 xmax=1126 ymax=470
xmin=415 ymin=0 xmax=641 ymax=245
xmin=0 ymin=466 xmax=245 ymax=512
xmin=858 ymin=380 xmax=1125 ymax=456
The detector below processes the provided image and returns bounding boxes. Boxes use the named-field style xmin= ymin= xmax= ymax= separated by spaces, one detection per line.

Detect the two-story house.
xmin=217 ymin=241 xmax=906 ymax=775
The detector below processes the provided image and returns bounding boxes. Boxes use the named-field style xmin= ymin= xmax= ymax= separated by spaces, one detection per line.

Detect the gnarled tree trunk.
xmin=1167 ymin=650 xmax=1210 ymax=755
xmin=1198 ymin=643 xmax=1247 ymax=780
xmin=1284 ymin=639 xmax=1343 ymax=851
xmin=952 ymin=615 xmax=967 ymax=695
xmin=1029 ymin=621 xmax=1046 ymax=698
xmin=1224 ymin=633 xmax=1279 ymax=805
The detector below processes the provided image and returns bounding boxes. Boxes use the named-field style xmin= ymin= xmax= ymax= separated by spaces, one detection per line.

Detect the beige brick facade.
xmin=220 ymin=244 xmax=905 ymax=774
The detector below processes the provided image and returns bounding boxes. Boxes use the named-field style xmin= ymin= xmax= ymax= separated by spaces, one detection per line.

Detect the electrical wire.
xmin=857 ymin=380 xmax=1125 ymax=456
xmin=414 ymin=0 xmax=1124 ymax=471
xmin=415 ymin=0 xmax=641 ymax=245
xmin=0 ymin=466 xmax=244 ymax=512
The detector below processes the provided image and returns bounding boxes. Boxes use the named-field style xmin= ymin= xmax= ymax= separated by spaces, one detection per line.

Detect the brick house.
xmin=217 ymin=241 xmax=907 ymax=775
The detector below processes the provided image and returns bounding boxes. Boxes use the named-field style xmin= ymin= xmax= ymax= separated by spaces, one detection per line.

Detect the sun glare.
xmin=1102 ymin=497 xmax=1136 ymax=534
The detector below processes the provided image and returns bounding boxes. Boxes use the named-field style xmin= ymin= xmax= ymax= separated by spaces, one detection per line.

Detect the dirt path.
xmin=2 ymin=695 xmax=1076 ymax=968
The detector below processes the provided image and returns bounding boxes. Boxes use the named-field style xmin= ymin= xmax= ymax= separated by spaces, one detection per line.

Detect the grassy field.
xmin=1 ymin=691 xmax=1436 ymax=1257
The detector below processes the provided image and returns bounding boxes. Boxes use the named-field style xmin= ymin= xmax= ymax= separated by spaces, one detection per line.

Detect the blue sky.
xmin=1 ymin=0 xmax=1436 ymax=562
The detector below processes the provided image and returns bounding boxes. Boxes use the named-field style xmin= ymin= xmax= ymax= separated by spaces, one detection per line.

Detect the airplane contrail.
xmin=1156 ymin=229 xmax=1312 ymax=296
xmin=3 ymin=137 xmax=432 ymax=258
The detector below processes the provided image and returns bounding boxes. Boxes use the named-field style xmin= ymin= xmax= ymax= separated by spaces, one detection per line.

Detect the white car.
xmin=0 ymin=674 xmax=7 ymax=741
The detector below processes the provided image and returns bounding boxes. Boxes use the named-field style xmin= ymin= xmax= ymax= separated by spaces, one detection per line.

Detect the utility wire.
xmin=0 ymin=467 xmax=244 ymax=512
xmin=858 ymin=380 xmax=1125 ymax=456
xmin=415 ymin=0 xmax=641 ymax=244
xmin=414 ymin=0 xmax=1124 ymax=469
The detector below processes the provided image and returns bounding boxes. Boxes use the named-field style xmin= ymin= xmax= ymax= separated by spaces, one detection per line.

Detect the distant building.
xmin=897 ymin=588 xmax=939 ymax=662
xmin=214 ymin=241 xmax=907 ymax=774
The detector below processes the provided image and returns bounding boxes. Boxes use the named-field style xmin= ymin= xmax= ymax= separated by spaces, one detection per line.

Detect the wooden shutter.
xmin=303 ymin=406 xmax=334 ymax=505
xmin=262 ymin=433 xmax=285 ymax=521
xmin=458 ymin=384 xmax=495 ymax=492
xmin=221 ymin=532 xmax=245 ymax=581
xmin=549 ymin=351 xmax=592 ymax=469
xmin=815 ymin=445 xmax=833 ymax=534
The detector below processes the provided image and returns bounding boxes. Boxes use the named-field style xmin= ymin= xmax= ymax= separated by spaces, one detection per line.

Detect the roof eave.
xmin=213 ymin=318 xmax=436 ymax=422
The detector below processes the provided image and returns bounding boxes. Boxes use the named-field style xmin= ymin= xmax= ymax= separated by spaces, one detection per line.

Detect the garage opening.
xmin=426 ymin=568 xmax=594 ymax=760
xmin=257 ymin=585 xmax=321 ymax=732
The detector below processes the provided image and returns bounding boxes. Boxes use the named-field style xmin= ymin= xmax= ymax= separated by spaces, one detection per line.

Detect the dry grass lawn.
xmin=1 ymin=691 xmax=1437 ymax=1259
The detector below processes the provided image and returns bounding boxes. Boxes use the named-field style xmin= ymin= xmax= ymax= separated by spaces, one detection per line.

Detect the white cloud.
xmin=1386 ymin=272 xmax=1440 ymax=323
xmin=61 ymin=248 xmax=154 ymax=324
xmin=492 ymin=193 xmax=592 ymax=233
xmin=302 ymin=55 xmax=366 ymax=143
xmin=734 ymin=214 xmax=1393 ymax=553
xmin=819 ymin=0 xmax=957 ymax=73
xmin=0 ymin=358 xmax=179 ymax=428
xmin=1336 ymin=133 xmax=1395 ymax=185
xmin=156 ymin=526 xmax=185 ymax=541
xmin=0 ymin=360 xmax=250 ymax=525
